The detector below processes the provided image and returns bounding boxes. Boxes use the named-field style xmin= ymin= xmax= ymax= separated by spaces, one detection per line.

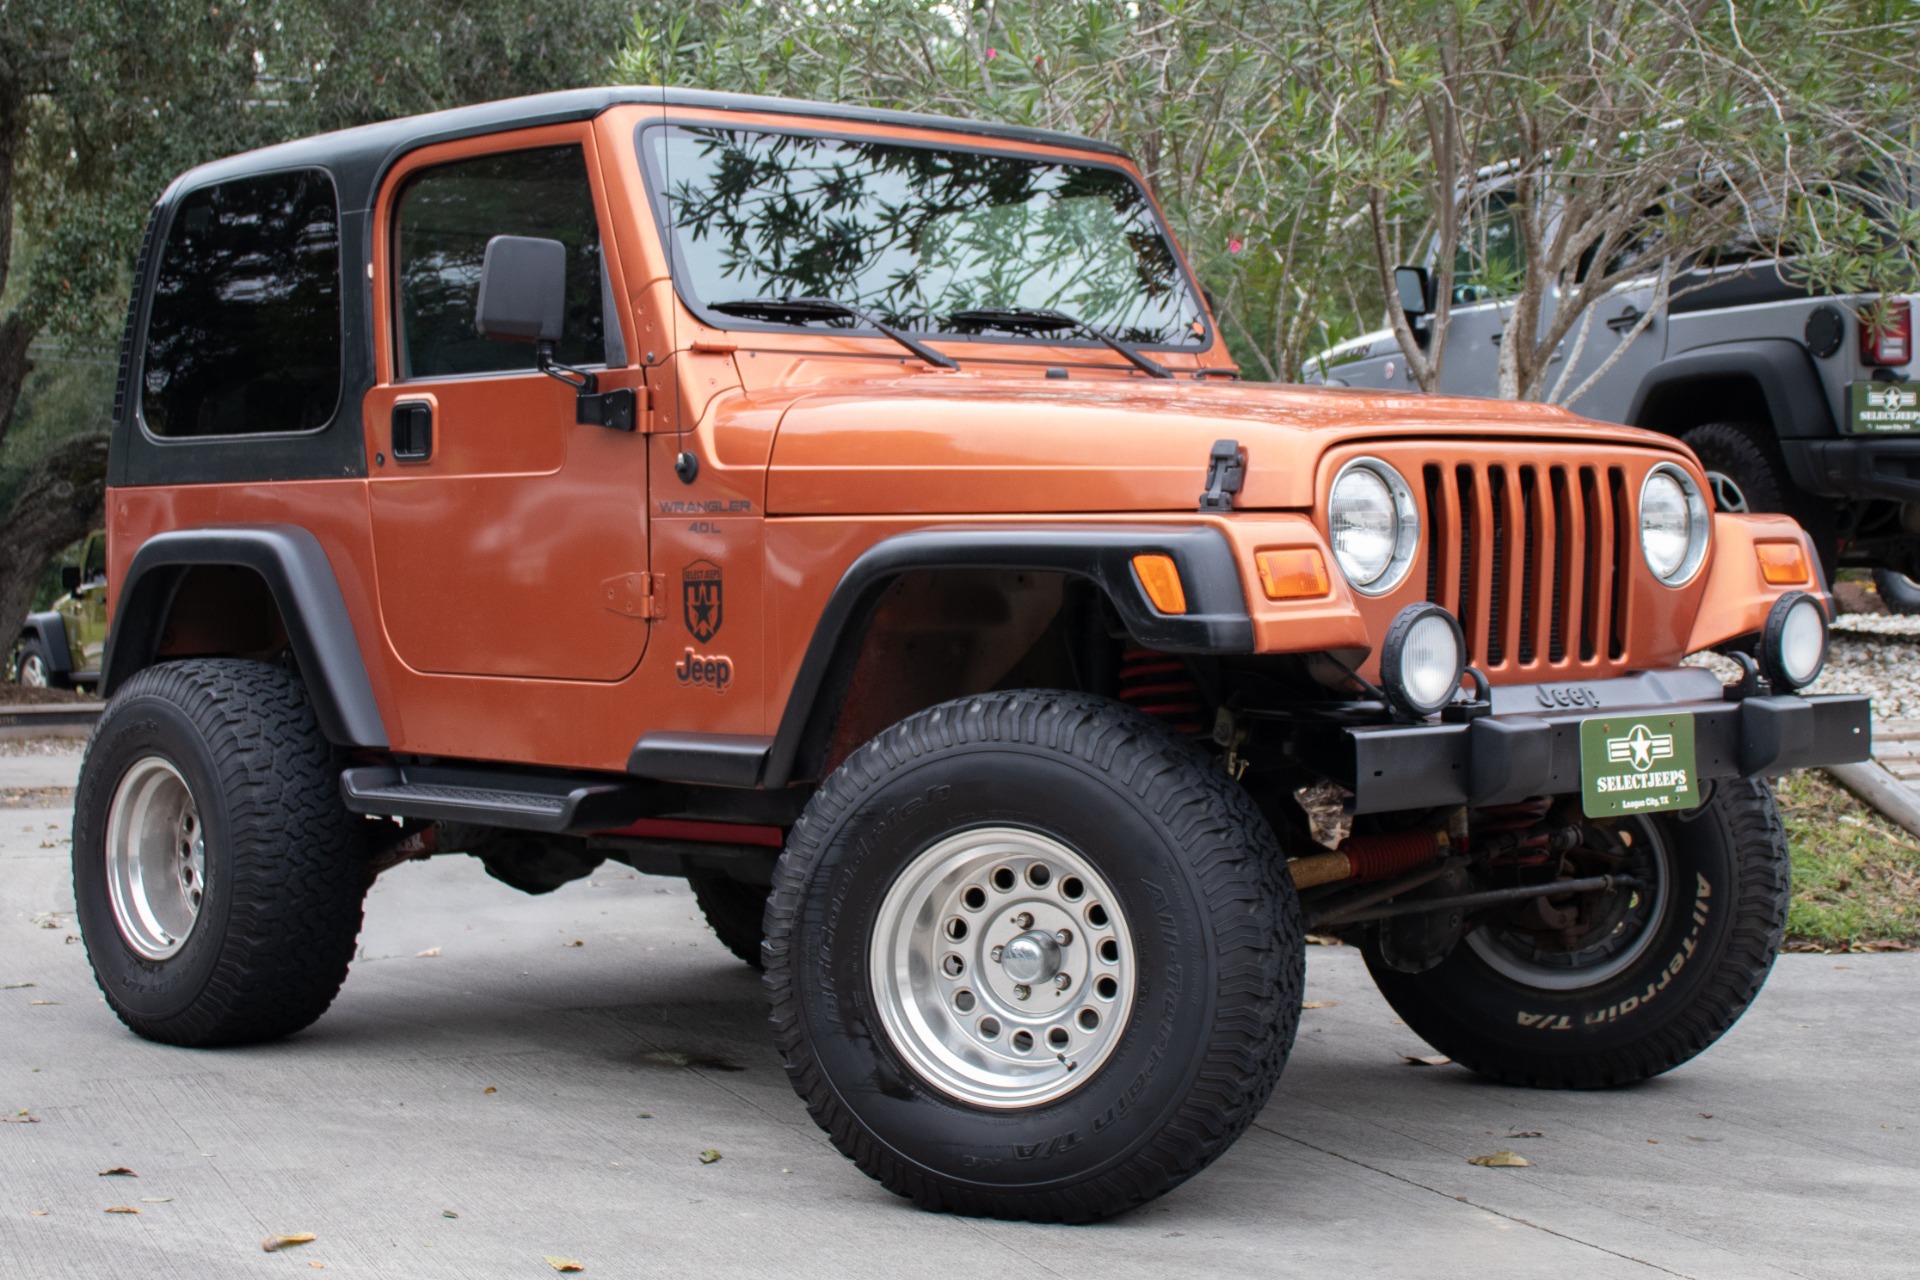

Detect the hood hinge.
xmin=1199 ymin=438 xmax=1246 ymax=512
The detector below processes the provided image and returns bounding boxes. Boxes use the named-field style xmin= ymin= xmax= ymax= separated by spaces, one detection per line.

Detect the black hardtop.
xmin=166 ymin=86 xmax=1130 ymax=213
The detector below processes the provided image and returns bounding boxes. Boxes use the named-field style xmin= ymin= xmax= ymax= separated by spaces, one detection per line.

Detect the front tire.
xmin=73 ymin=660 xmax=367 ymax=1047
xmin=14 ymin=638 xmax=62 ymax=689
xmin=1365 ymin=778 xmax=1789 ymax=1088
xmin=766 ymin=690 xmax=1301 ymax=1222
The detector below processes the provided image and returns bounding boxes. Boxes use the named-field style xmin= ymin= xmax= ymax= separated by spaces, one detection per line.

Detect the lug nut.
xmin=1013 ymin=984 xmax=1031 ymax=1001
xmin=1054 ymin=928 xmax=1073 ymax=946
xmin=990 ymin=945 xmax=1004 ymax=963
xmin=1054 ymin=973 xmax=1071 ymax=991
xmin=1013 ymin=912 xmax=1034 ymax=929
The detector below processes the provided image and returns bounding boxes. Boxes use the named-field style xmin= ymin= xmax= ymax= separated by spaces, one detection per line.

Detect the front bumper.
xmin=1331 ymin=668 xmax=1871 ymax=815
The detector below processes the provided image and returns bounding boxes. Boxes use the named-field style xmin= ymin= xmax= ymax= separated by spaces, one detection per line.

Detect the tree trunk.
xmin=0 ymin=314 xmax=35 ymax=455
xmin=0 ymin=432 xmax=110 ymax=640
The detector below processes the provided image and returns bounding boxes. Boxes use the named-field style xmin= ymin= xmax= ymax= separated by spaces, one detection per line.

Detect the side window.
xmin=141 ymin=169 xmax=343 ymax=437
xmin=82 ymin=535 xmax=106 ymax=586
xmin=393 ymin=146 xmax=610 ymax=379
xmin=1452 ymin=190 xmax=1526 ymax=304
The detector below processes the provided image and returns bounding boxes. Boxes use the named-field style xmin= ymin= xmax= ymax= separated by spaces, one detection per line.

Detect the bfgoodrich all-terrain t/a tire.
xmin=688 ymin=874 xmax=770 ymax=968
xmin=73 ymin=660 xmax=367 ymax=1047
xmin=765 ymin=690 xmax=1303 ymax=1223
xmin=1366 ymin=778 xmax=1790 ymax=1089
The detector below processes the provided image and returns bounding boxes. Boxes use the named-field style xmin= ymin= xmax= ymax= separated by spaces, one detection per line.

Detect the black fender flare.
xmin=18 ymin=613 xmax=75 ymax=676
xmin=102 ymin=524 xmax=388 ymax=747
xmin=1627 ymin=340 xmax=1835 ymax=442
xmin=630 ymin=523 xmax=1254 ymax=789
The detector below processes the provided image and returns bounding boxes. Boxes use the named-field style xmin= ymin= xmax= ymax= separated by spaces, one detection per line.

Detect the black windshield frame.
xmin=635 ymin=119 xmax=1213 ymax=356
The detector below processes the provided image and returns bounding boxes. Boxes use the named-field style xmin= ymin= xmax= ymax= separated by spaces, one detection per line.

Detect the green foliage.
xmin=1777 ymin=769 xmax=1920 ymax=950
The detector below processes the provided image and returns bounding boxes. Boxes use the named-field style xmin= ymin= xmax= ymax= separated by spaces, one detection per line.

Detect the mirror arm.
xmin=536 ymin=340 xmax=598 ymax=394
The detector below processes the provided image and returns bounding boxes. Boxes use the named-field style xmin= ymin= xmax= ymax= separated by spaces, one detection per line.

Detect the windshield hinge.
xmin=1199 ymin=439 xmax=1246 ymax=512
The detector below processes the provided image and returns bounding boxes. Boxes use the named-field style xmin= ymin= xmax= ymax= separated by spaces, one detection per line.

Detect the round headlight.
xmin=1329 ymin=458 xmax=1419 ymax=595
xmin=1639 ymin=463 xmax=1709 ymax=585
xmin=1380 ymin=603 xmax=1465 ymax=719
xmin=1762 ymin=591 xmax=1828 ymax=690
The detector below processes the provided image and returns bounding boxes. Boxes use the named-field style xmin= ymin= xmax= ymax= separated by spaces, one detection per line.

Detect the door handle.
xmin=1605 ymin=306 xmax=1646 ymax=334
xmin=392 ymin=400 xmax=433 ymax=461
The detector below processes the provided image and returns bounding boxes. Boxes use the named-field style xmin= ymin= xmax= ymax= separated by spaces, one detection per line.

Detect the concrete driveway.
xmin=3 ymin=741 xmax=1916 ymax=1280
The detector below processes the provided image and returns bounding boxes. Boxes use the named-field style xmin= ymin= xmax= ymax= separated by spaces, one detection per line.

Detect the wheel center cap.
xmin=1000 ymin=930 xmax=1061 ymax=984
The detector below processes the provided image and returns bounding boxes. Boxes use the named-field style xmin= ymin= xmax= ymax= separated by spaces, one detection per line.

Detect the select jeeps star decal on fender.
xmin=682 ymin=559 xmax=723 ymax=643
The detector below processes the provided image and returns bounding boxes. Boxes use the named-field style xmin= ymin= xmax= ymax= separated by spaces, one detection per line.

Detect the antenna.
xmin=658 ymin=37 xmax=698 ymax=485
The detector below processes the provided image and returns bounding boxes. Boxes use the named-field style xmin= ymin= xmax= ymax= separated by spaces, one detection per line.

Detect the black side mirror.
xmin=60 ymin=566 xmax=80 ymax=592
xmin=475 ymin=235 xmax=567 ymax=344
xmin=1394 ymin=265 xmax=1434 ymax=318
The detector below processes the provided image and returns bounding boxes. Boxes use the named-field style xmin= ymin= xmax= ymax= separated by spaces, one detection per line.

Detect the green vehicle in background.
xmin=11 ymin=530 xmax=108 ymax=691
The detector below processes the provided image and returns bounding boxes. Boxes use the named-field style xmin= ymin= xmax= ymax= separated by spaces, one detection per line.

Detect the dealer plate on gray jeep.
xmin=1847 ymin=380 xmax=1920 ymax=434
xmin=1579 ymin=713 xmax=1701 ymax=817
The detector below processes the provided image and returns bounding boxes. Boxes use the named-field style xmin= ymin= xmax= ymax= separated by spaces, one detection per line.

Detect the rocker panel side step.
xmin=340 ymin=764 xmax=644 ymax=834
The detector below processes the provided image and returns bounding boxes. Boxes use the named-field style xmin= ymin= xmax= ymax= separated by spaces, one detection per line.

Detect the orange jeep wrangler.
xmin=77 ymin=88 xmax=1869 ymax=1222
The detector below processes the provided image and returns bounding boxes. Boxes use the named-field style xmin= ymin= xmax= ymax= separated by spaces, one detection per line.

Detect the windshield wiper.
xmin=708 ymin=297 xmax=959 ymax=370
xmin=944 ymin=307 xmax=1173 ymax=379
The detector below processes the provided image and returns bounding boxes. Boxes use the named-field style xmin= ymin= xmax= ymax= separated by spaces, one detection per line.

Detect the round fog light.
xmin=1762 ymin=591 xmax=1828 ymax=690
xmin=1380 ymin=603 xmax=1466 ymax=719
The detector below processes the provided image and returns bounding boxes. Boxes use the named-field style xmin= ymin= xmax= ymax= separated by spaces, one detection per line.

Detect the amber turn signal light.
xmin=1131 ymin=554 xmax=1188 ymax=614
xmin=1255 ymin=548 xmax=1331 ymax=600
xmin=1755 ymin=540 xmax=1811 ymax=586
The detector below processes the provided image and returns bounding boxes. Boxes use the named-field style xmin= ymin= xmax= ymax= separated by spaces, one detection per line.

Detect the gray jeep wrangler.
xmin=1309 ymin=245 xmax=1920 ymax=608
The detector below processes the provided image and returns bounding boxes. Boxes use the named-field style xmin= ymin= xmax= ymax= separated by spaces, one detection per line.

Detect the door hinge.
xmin=602 ymin=572 xmax=667 ymax=619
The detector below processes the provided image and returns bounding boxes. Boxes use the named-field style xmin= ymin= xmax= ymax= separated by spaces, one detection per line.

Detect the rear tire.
xmin=73 ymin=660 xmax=366 ymax=1047
xmin=766 ymin=690 xmax=1301 ymax=1222
xmin=689 ymin=874 xmax=769 ymax=968
xmin=1365 ymin=779 xmax=1789 ymax=1088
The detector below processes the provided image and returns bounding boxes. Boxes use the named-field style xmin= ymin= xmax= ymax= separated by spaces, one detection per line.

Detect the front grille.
xmin=1421 ymin=461 xmax=1629 ymax=673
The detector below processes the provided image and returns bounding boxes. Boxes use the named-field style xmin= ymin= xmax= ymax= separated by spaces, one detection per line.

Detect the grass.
xmin=1775 ymin=769 xmax=1920 ymax=951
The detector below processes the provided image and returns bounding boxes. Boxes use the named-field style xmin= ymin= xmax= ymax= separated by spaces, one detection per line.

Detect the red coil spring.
xmin=1118 ymin=647 xmax=1206 ymax=735
xmin=1473 ymin=798 xmax=1555 ymax=864
xmin=1341 ymin=829 xmax=1442 ymax=882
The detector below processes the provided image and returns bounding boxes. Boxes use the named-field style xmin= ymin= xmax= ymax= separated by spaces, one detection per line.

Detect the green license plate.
xmin=1848 ymin=380 xmax=1920 ymax=434
xmin=1579 ymin=713 xmax=1701 ymax=818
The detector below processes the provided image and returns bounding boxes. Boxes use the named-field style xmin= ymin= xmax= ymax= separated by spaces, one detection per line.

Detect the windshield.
xmin=641 ymin=124 xmax=1209 ymax=349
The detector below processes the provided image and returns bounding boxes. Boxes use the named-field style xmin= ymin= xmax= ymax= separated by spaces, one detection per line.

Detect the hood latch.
xmin=1198 ymin=438 xmax=1245 ymax=512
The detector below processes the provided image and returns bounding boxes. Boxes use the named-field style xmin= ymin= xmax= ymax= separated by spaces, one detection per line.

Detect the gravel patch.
xmin=1687 ymin=619 xmax=1920 ymax=721
xmin=1831 ymin=612 xmax=1920 ymax=639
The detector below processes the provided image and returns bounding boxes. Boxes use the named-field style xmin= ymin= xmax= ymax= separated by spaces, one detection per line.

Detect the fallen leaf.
xmin=416 ymin=947 xmax=442 ymax=958
xmin=2 ymin=982 xmax=33 ymax=989
xmin=637 ymin=1112 xmax=652 ymax=1119
xmin=1646 ymin=1138 xmax=1659 ymax=1145
xmin=443 ymin=1209 xmax=459 ymax=1219
xmin=1467 ymin=1150 xmax=1531 ymax=1168
xmin=1698 ymin=1112 xmax=1714 ymax=1119
xmin=1304 ymin=933 xmax=1344 ymax=947
xmin=29 ymin=1209 xmax=47 ymax=1216
xmin=140 ymin=1197 xmax=172 ymax=1203
xmin=1507 ymin=1130 xmax=1543 ymax=1139
xmin=565 ymin=940 xmax=584 ymax=948
xmin=1403 ymin=1054 xmax=1451 ymax=1067
xmin=1302 ymin=1000 xmax=1338 ymax=1009
xmin=483 ymin=1087 xmax=497 ymax=1094
xmin=98 ymin=1167 xmax=137 ymax=1177
xmin=698 ymin=1149 xmax=722 ymax=1164
xmin=545 ymin=1258 xmax=585 ymax=1273
xmin=3 ymin=1112 xmax=39 ymax=1124
xmin=28 ymin=1000 xmax=58 ymax=1006
xmin=262 ymin=1232 xmax=317 ymax=1252
xmin=105 ymin=1206 xmax=140 ymax=1214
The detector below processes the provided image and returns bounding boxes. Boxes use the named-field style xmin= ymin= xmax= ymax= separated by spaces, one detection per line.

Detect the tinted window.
xmin=645 ymin=126 xmax=1208 ymax=348
xmin=395 ymin=146 xmax=609 ymax=378
xmin=141 ymin=169 xmax=342 ymax=437
xmin=1453 ymin=191 xmax=1527 ymax=304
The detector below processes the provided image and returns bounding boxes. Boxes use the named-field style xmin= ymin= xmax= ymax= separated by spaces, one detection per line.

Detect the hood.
xmin=762 ymin=375 xmax=1683 ymax=516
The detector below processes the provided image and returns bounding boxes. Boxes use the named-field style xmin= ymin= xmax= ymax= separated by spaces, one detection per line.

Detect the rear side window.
xmin=141 ymin=169 xmax=342 ymax=437
xmin=393 ymin=146 xmax=609 ymax=379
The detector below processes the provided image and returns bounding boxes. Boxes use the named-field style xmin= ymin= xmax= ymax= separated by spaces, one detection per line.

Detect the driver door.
xmin=364 ymin=127 xmax=650 ymax=682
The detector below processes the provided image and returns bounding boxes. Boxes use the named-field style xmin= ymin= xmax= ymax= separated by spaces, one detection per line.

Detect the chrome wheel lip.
xmin=17 ymin=653 xmax=48 ymax=688
xmin=1705 ymin=469 xmax=1749 ymax=514
xmin=1465 ymin=815 xmax=1670 ymax=991
xmin=104 ymin=757 xmax=206 ymax=962
xmin=869 ymin=826 xmax=1136 ymax=1110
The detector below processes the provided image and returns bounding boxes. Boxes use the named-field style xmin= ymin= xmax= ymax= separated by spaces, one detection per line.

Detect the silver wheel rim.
xmin=1705 ymin=469 xmax=1749 ymax=514
xmin=1465 ymin=815 xmax=1670 ymax=991
xmin=18 ymin=654 xmax=47 ymax=688
xmin=869 ymin=827 xmax=1136 ymax=1109
xmin=105 ymin=757 xmax=206 ymax=961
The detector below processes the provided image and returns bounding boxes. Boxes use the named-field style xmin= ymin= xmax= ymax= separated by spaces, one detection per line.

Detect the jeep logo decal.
xmin=675 ymin=648 xmax=733 ymax=691
xmin=683 ymin=559 xmax=723 ymax=643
